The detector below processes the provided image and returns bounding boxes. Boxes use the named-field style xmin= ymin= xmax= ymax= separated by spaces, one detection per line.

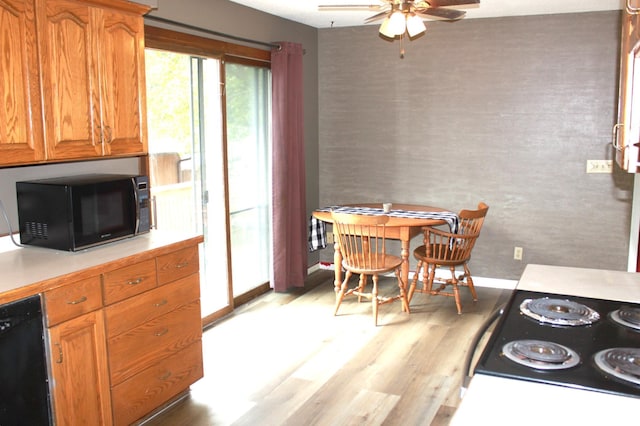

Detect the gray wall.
xmin=318 ymin=11 xmax=633 ymax=280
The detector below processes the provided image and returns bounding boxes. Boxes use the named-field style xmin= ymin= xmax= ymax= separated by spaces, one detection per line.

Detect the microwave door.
xmin=71 ymin=180 xmax=137 ymax=250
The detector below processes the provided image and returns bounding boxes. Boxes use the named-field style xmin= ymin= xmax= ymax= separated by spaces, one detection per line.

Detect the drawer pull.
xmin=66 ymin=296 xmax=87 ymax=305
xmin=154 ymin=299 xmax=168 ymax=308
xmin=127 ymin=278 xmax=144 ymax=285
xmin=104 ymin=125 xmax=113 ymax=144
xmin=154 ymin=328 xmax=169 ymax=337
xmin=159 ymin=371 xmax=172 ymax=381
xmin=55 ymin=343 xmax=63 ymax=364
xmin=175 ymin=262 xmax=189 ymax=269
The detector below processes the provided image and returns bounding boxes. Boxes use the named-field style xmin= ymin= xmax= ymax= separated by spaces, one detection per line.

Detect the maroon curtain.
xmin=271 ymin=42 xmax=307 ymax=292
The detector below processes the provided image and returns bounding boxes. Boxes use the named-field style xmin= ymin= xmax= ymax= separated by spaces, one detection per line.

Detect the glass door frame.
xmin=144 ymin=26 xmax=272 ymax=327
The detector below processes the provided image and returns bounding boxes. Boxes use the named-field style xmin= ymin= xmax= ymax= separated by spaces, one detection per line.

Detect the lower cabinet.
xmin=111 ymin=341 xmax=204 ymax=426
xmin=43 ymin=239 xmax=203 ymax=425
xmin=47 ymin=310 xmax=113 ymax=425
xmin=103 ymin=246 xmax=203 ymax=425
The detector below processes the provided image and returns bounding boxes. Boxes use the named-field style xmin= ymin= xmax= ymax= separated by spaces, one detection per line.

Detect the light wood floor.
xmin=145 ymin=270 xmax=510 ymax=426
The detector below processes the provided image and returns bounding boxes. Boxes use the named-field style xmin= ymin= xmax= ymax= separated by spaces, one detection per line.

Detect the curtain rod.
xmin=144 ymin=15 xmax=281 ymax=51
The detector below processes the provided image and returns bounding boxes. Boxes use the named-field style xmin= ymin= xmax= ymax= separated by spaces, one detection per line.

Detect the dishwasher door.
xmin=0 ymin=294 xmax=51 ymax=425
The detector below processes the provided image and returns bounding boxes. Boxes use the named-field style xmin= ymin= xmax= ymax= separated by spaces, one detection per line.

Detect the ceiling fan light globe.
xmin=379 ymin=17 xmax=396 ymax=38
xmin=388 ymin=11 xmax=406 ymax=36
xmin=406 ymin=14 xmax=426 ymax=37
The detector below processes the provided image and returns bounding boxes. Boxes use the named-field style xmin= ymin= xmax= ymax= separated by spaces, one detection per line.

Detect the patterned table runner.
xmin=309 ymin=206 xmax=459 ymax=252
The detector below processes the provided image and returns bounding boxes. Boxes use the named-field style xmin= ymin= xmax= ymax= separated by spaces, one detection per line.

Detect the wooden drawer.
xmin=108 ymin=300 xmax=201 ymax=385
xmin=44 ymin=276 xmax=103 ymax=327
xmin=111 ymin=340 xmax=203 ymax=426
xmin=156 ymin=246 xmax=199 ymax=285
xmin=104 ymin=273 xmax=200 ymax=338
xmin=102 ymin=259 xmax=157 ymax=305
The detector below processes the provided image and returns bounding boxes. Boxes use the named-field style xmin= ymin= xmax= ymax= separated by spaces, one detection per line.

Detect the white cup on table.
xmin=382 ymin=203 xmax=392 ymax=213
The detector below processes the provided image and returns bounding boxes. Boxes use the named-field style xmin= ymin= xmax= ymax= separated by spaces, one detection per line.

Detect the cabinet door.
xmin=0 ymin=0 xmax=45 ymax=165
xmin=616 ymin=3 xmax=640 ymax=172
xmin=48 ymin=310 xmax=113 ymax=425
xmin=37 ymin=0 xmax=103 ymax=160
xmin=99 ymin=7 xmax=147 ymax=156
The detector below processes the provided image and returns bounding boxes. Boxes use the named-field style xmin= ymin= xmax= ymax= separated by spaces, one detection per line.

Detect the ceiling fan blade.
xmin=416 ymin=7 xmax=466 ymax=20
xmin=428 ymin=0 xmax=480 ymax=7
xmin=364 ymin=10 xmax=390 ymax=23
xmin=318 ymin=4 xmax=384 ymax=11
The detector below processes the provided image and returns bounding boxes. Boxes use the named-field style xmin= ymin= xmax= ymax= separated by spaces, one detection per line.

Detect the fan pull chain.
xmin=399 ymin=33 xmax=405 ymax=59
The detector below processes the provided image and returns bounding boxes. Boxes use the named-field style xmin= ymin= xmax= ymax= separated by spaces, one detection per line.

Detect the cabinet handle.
xmin=627 ymin=0 xmax=640 ymax=14
xmin=66 ymin=296 xmax=87 ymax=305
xmin=612 ymin=123 xmax=624 ymax=152
xmin=151 ymin=195 xmax=158 ymax=230
xmin=127 ymin=278 xmax=143 ymax=285
xmin=175 ymin=262 xmax=189 ymax=269
xmin=159 ymin=371 xmax=172 ymax=381
xmin=154 ymin=328 xmax=169 ymax=337
xmin=153 ymin=299 xmax=168 ymax=308
xmin=54 ymin=343 xmax=63 ymax=364
xmin=105 ymin=126 xmax=113 ymax=144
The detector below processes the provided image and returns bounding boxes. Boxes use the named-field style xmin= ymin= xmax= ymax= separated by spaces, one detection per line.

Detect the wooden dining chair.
xmin=408 ymin=202 xmax=489 ymax=314
xmin=331 ymin=211 xmax=410 ymax=326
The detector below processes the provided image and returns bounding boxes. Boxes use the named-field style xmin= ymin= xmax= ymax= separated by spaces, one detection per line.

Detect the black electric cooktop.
xmin=475 ymin=290 xmax=640 ymax=399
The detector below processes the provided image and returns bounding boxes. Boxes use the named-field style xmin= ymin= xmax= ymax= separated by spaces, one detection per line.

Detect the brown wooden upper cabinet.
xmin=615 ymin=0 xmax=640 ymax=173
xmin=0 ymin=0 xmax=45 ymax=165
xmin=0 ymin=0 xmax=149 ymax=167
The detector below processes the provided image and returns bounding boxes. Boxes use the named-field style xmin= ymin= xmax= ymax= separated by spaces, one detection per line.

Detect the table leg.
xmin=333 ymin=240 xmax=342 ymax=293
xmin=400 ymin=238 xmax=410 ymax=312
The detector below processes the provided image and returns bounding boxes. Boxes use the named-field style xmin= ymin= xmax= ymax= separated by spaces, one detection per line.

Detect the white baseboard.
xmin=464 ymin=275 xmax=517 ymax=290
xmin=307 ymin=263 xmax=322 ymax=274
xmin=309 ymin=262 xmax=517 ymax=291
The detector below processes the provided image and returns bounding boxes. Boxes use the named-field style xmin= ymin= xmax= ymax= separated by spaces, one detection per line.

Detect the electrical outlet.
xmin=586 ymin=160 xmax=613 ymax=173
xmin=326 ymin=232 xmax=334 ymax=244
xmin=514 ymin=246 xmax=523 ymax=261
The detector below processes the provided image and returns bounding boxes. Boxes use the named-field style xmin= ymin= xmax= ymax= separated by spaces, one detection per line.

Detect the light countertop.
xmin=450 ymin=263 xmax=640 ymax=425
xmin=452 ymin=374 xmax=640 ymax=425
xmin=516 ymin=263 xmax=640 ymax=303
xmin=0 ymin=231 xmax=203 ymax=303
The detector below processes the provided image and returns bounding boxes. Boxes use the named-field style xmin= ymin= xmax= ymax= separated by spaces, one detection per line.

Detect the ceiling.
xmin=228 ymin=0 xmax=624 ymax=29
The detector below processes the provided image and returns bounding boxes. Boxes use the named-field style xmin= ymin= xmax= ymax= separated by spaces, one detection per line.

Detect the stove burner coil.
xmin=594 ymin=348 xmax=640 ymax=387
xmin=502 ymin=339 xmax=581 ymax=370
xmin=610 ymin=306 xmax=640 ymax=331
xmin=520 ymin=297 xmax=600 ymax=326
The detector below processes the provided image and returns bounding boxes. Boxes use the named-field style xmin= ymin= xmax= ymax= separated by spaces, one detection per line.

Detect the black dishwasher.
xmin=0 ymin=295 xmax=51 ymax=425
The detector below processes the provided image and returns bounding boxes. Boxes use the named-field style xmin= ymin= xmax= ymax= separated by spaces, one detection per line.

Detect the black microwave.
xmin=16 ymin=174 xmax=150 ymax=251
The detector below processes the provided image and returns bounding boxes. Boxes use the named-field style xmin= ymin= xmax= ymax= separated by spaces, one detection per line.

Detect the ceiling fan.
xmin=319 ymin=0 xmax=480 ymax=56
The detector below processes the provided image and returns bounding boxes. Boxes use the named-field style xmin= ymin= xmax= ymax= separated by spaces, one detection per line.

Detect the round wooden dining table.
xmin=312 ymin=203 xmax=450 ymax=294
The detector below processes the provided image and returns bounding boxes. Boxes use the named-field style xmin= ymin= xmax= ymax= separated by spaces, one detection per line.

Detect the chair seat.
xmin=342 ymin=254 xmax=403 ymax=275
xmin=413 ymin=244 xmax=469 ymax=266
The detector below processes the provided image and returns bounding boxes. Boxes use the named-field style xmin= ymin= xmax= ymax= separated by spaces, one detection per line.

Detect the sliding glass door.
xmin=226 ymin=63 xmax=272 ymax=296
xmin=145 ymin=47 xmax=271 ymax=323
